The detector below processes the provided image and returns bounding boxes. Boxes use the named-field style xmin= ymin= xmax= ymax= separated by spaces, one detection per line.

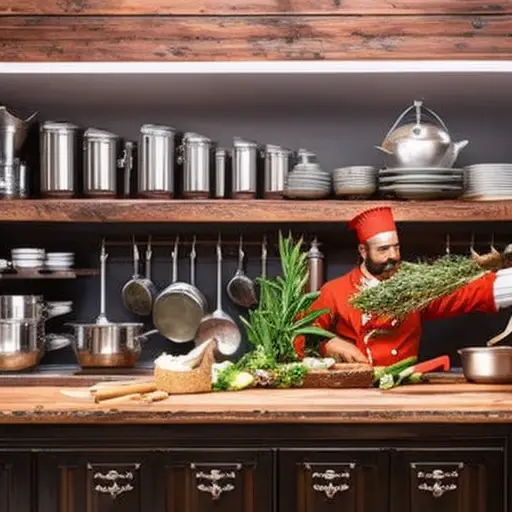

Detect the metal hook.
xmin=191 ymin=235 xmax=197 ymax=259
xmin=445 ymin=233 xmax=450 ymax=255
xmin=470 ymin=232 xmax=479 ymax=257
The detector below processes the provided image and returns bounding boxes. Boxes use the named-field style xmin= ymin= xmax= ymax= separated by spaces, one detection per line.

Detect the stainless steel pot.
xmin=67 ymin=321 xmax=149 ymax=368
xmin=458 ymin=346 xmax=512 ymax=384
xmin=66 ymin=239 xmax=152 ymax=368
xmin=0 ymin=295 xmax=71 ymax=321
xmin=0 ymin=319 xmax=70 ymax=371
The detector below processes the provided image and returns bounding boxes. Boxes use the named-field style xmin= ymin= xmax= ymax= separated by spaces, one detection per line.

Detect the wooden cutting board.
xmin=387 ymin=382 xmax=512 ymax=394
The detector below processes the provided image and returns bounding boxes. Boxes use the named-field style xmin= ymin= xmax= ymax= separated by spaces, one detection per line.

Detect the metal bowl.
xmin=458 ymin=346 xmax=512 ymax=384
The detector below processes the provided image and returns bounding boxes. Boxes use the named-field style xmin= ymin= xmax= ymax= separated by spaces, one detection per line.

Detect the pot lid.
xmin=84 ymin=128 xmax=118 ymax=140
xmin=140 ymin=124 xmax=176 ymax=136
xmin=265 ymin=144 xmax=291 ymax=155
xmin=41 ymin=121 xmax=79 ymax=132
xmin=184 ymin=132 xmax=211 ymax=144
xmin=233 ymin=137 xmax=257 ymax=149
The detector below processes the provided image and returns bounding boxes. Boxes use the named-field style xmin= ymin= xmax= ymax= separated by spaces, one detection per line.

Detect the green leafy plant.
xmin=239 ymin=231 xmax=334 ymax=365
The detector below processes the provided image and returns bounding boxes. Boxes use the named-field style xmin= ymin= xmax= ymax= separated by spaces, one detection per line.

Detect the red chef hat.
xmin=348 ymin=207 xmax=397 ymax=244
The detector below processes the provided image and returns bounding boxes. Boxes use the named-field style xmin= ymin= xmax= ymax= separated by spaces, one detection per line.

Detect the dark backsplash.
xmin=0 ymin=220 xmax=509 ymax=368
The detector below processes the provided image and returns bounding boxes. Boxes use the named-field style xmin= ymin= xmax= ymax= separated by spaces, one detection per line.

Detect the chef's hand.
xmin=323 ymin=337 xmax=369 ymax=363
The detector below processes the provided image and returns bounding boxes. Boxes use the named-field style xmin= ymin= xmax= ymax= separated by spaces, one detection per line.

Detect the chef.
xmin=294 ymin=206 xmax=512 ymax=366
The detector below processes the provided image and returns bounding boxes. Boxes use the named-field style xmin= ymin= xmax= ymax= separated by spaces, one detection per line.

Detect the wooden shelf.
xmin=0 ymin=269 xmax=98 ymax=279
xmin=0 ymin=199 xmax=510 ymax=223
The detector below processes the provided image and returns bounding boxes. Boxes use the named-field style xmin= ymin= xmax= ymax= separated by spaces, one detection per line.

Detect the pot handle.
xmin=45 ymin=333 xmax=73 ymax=352
xmin=135 ymin=328 xmax=159 ymax=342
xmin=45 ymin=301 xmax=73 ymax=319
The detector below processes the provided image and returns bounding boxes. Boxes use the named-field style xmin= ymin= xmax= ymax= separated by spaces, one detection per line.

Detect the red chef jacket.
xmin=294 ymin=266 xmax=498 ymax=367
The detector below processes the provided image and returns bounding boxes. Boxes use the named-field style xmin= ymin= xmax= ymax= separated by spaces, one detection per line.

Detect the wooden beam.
xmin=0 ymin=15 xmax=511 ymax=61
xmin=0 ymin=1 xmax=511 ymax=15
xmin=0 ymin=200 xmax=510 ymax=223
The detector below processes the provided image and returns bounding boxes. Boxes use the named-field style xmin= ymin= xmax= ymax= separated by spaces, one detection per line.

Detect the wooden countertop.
xmin=1 ymin=384 xmax=512 ymax=424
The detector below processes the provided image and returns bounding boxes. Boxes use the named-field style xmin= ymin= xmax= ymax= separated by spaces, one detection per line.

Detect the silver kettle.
xmin=375 ymin=100 xmax=468 ymax=169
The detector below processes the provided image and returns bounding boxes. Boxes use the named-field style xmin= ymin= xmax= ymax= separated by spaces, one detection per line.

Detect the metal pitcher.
xmin=0 ymin=106 xmax=37 ymax=165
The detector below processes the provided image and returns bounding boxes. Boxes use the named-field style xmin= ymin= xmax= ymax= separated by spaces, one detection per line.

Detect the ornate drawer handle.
xmin=93 ymin=469 xmax=134 ymax=481
xmin=312 ymin=469 xmax=350 ymax=480
xmin=313 ymin=482 xmax=349 ymax=499
xmin=418 ymin=482 xmax=457 ymax=498
xmin=417 ymin=469 xmax=460 ymax=480
xmin=195 ymin=469 xmax=237 ymax=481
xmin=94 ymin=482 xmax=134 ymax=499
xmin=197 ymin=483 xmax=235 ymax=500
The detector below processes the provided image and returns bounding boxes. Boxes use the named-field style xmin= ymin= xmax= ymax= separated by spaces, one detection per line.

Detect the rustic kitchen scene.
xmin=2 ymin=2 xmax=512 ymax=512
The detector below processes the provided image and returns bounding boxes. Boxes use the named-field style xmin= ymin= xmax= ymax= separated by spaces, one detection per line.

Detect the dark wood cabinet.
xmin=1 ymin=426 xmax=509 ymax=512
xmin=36 ymin=451 xmax=159 ymax=512
xmin=0 ymin=452 xmax=31 ymax=512
xmin=278 ymin=449 xmax=389 ymax=512
xmin=390 ymin=447 xmax=506 ymax=512
xmin=158 ymin=449 xmax=273 ymax=512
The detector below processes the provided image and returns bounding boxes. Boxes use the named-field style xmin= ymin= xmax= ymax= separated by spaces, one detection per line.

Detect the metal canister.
xmin=181 ymin=132 xmax=213 ymax=199
xmin=0 ymin=125 xmax=15 ymax=166
xmin=40 ymin=121 xmax=78 ymax=198
xmin=138 ymin=124 xmax=176 ymax=198
xmin=83 ymin=128 xmax=118 ymax=197
xmin=263 ymin=144 xmax=292 ymax=198
xmin=232 ymin=138 xmax=258 ymax=199
xmin=215 ymin=148 xmax=230 ymax=199
xmin=307 ymin=238 xmax=324 ymax=293
xmin=0 ymin=159 xmax=28 ymax=199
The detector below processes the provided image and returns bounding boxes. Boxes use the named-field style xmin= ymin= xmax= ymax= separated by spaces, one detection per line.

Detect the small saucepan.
xmin=458 ymin=346 xmax=512 ymax=384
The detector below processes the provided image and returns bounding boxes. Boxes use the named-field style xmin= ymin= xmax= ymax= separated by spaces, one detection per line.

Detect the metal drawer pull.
xmin=312 ymin=469 xmax=350 ymax=480
xmin=313 ymin=482 xmax=349 ymax=499
xmin=95 ymin=482 xmax=134 ymax=499
xmin=415 ymin=464 xmax=463 ymax=498
xmin=93 ymin=469 xmax=134 ymax=481
xmin=197 ymin=483 xmax=235 ymax=500
xmin=195 ymin=469 xmax=237 ymax=481
xmin=418 ymin=482 xmax=457 ymax=498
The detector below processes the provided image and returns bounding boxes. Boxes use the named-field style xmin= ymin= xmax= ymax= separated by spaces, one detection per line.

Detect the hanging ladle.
xmin=195 ymin=236 xmax=241 ymax=357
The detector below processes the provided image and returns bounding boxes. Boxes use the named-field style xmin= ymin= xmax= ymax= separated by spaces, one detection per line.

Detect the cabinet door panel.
xmin=159 ymin=449 xmax=273 ymax=512
xmin=37 ymin=451 xmax=157 ymax=512
xmin=391 ymin=447 xmax=505 ymax=512
xmin=279 ymin=449 xmax=388 ymax=512
xmin=0 ymin=452 xmax=31 ymax=512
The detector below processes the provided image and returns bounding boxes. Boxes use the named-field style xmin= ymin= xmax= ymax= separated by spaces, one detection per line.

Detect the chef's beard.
xmin=365 ymin=255 xmax=400 ymax=278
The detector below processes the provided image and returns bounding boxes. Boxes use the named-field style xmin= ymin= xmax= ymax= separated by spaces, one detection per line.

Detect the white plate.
xmin=380 ymin=183 xmax=462 ymax=199
xmin=380 ymin=168 xmax=462 ymax=176
xmin=379 ymin=174 xmax=463 ymax=184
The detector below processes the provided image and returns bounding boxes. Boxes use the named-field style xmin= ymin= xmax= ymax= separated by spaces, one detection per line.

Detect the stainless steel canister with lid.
xmin=232 ymin=137 xmax=258 ymax=199
xmin=263 ymin=144 xmax=293 ymax=198
xmin=138 ymin=124 xmax=176 ymax=198
xmin=181 ymin=132 xmax=214 ymax=199
xmin=40 ymin=121 xmax=78 ymax=198
xmin=83 ymin=128 xmax=118 ymax=197
xmin=215 ymin=148 xmax=230 ymax=198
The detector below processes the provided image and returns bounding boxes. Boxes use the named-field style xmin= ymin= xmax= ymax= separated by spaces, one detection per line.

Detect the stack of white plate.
xmin=378 ymin=167 xmax=464 ymax=200
xmin=462 ymin=163 xmax=512 ymax=201
xmin=45 ymin=252 xmax=75 ymax=271
xmin=332 ymin=166 xmax=377 ymax=198
xmin=11 ymin=248 xmax=45 ymax=270
xmin=283 ymin=163 xmax=331 ymax=199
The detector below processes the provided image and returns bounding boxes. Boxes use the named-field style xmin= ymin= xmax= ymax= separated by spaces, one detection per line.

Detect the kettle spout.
xmin=375 ymin=145 xmax=394 ymax=156
xmin=24 ymin=111 xmax=38 ymax=125
xmin=453 ymin=139 xmax=469 ymax=157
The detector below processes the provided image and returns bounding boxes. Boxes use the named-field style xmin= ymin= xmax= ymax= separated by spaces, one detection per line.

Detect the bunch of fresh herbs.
xmin=350 ymin=254 xmax=487 ymax=320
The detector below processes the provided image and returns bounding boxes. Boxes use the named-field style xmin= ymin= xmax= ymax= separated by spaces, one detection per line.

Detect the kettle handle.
xmin=421 ymin=105 xmax=450 ymax=134
xmin=383 ymin=100 xmax=450 ymax=140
